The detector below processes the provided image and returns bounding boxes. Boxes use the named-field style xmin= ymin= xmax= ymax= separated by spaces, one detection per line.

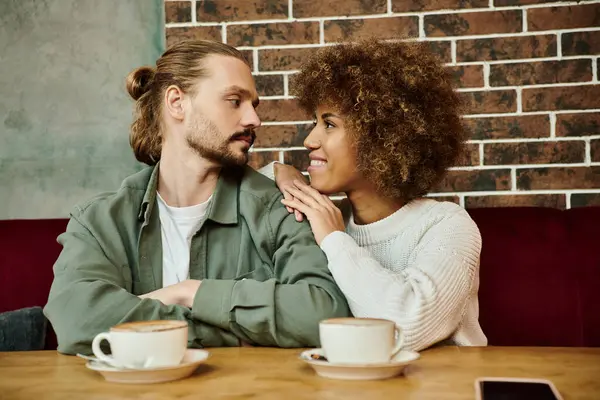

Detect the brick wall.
xmin=165 ymin=0 xmax=600 ymax=209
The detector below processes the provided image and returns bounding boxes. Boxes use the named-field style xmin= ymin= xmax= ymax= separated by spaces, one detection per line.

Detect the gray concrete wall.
xmin=0 ymin=0 xmax=164 ymax=219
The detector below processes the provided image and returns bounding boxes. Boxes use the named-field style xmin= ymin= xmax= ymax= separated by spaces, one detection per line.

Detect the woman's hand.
xmin=280 ymin=181 xmax=345 ymax=245
xmin=273 ymin=163 xmax=308 ymax=222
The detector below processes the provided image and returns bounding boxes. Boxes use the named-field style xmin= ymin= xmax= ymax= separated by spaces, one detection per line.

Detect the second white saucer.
xmin=299 ymin=348 xmax=420 ymax=380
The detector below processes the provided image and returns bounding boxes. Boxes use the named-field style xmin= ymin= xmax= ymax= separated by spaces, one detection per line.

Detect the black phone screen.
xmin=479 ymin=380 xmax=560 ymax=400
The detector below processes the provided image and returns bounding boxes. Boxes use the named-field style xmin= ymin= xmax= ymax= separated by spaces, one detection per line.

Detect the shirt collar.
xmin=138 ymin=163 xmax=240 ymax=225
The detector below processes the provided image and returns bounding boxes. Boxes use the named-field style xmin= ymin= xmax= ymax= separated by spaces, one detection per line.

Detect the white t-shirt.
xmin=156 ymin=192 xmax=211 ymax=287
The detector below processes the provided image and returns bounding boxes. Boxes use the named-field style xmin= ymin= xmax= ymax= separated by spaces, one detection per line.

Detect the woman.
xmin=266 ymin=38 xmax=487 ymax=351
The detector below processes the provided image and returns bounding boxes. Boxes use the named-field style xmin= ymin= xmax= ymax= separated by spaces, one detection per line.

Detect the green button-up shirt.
xmin=44 ymin=164 xmax=350 ymax=355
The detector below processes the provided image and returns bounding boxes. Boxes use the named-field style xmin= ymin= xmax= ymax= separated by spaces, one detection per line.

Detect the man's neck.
xmin=157 ymin=148 xmax=220 ymax=207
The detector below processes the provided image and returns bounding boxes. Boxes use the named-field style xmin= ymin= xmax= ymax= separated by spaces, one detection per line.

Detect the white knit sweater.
xmin=257 ymin=163 xmax=487 ymax=351
xmin=320 ymin=198 xmax=488 ymax=351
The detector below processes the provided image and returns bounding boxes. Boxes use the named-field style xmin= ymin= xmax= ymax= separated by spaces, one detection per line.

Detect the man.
xmin=44 ymin=40 xmax=350 ymax=355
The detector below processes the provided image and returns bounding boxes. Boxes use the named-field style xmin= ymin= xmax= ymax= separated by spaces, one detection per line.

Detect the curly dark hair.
xmin=292 ymin=38 xmax=466 ymax=201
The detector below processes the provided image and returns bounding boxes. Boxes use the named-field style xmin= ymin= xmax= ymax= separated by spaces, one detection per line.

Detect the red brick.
xmin=196 ymin=0 xmax=287 ymax=22
xmin=425 ymin=11 xmax=522 ymax=37
xmin=447 ymin=65 xmax=484 ymax=89
xmin=324 ymin=17 xmax=419 ymax=42
xmin=166 ymin=27 xmax=222 ymax=47
xmin=465 ymin=194 xmax=567 ymax=209
xmin=426 ymin=41 xmax=453 ymax=63
xmin=259 ymin=48 xmax=317 ymax=72
xmin=528 ymin=4 xmax=600 ymax=31
xmin=248 ymin=151 xmax=280 ymax=170
xmin=571 ymin=193 xmax=600 ymax=207
xmin=489 ymin=60 xmax=593 ymax=86
xmin=254 ymin=124 xmax=312 ymax=148
xmin=284 ymin=150 xmax=310 ymax=171
xmin=494 ymin=0 xmax=559 ymax=5
xmin=393 ymin=0 xmax=487 ymax=12
xmin=165 ymin=1 xmax=192 ymax=23
xmin=484 ymin=141 xmax=585 ymax=165
xmin=517 ymin=167 xmax=600 ymax=190
xmin=562 ymin=31 xmax=600 ymax=56
xmin=522 ymin=85 xmax=600 ymax=112
xmin=457 ymin=35 xmax=556 ymax=62
xmin=287 ymin=73 xmax=300 ymax=94
xmin=464 ymin=115 xmax=550 ymax=140
xmin=435 ymin=169 xmax=512 ymax=192
xmin=294 ymin=0 xmax=387 ymax=18
xmin=457 ymin=143 xmax=481 ymax=166
xmin=592 ymin=139 xmax=600 ymax=162
xmin=460 ymin=90 xmax=517 ymax=114
xmin=258 ymin=99 xmax=307 ymax=122
xmin=254 ymin=75 xmax=284 ymax=96
xmin=465 ymin=194 xmax=566 ymax=208
xmin=556 ymin=113 xmax=600 ymax=137
xmin=240 ymin=50 xmax=253 ymax=68
xmin=228 ymin=22 xmax=319 ymax=46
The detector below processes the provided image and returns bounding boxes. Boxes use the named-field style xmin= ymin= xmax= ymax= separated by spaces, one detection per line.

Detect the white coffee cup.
xmin=319 ymin=318 xmax=404 ymax=365
xmin=91 ymin=320 xmax=188 ymax=369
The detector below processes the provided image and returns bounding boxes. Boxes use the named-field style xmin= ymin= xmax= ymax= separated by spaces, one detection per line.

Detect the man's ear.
xmin=164 ymin=85 xmax=185 ymax=121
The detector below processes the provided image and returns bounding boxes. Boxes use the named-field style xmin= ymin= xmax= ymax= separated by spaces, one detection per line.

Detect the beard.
xmin=185 ymin=113 xmax=254 ymax=167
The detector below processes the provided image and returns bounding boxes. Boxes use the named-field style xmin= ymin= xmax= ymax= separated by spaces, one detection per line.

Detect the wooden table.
xmin=0 ymin=346 xmax=599 ymax=399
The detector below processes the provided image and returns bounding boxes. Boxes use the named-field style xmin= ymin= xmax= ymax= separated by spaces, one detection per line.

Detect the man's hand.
xmin=273 ymin=162 xmax=308 ymax=222
xmin=139 ymin=279 xmax=201 ymax=308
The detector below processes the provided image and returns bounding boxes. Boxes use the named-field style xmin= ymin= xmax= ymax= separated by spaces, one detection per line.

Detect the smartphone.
xmin=475 ymin=377 xmax=563 ymax=400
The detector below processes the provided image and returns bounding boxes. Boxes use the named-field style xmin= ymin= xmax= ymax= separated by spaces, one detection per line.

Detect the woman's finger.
xmin=320 ymin=194 xmax=339 ymax=210
xmin=280 ymin=191 xmax=305 ymax=221
xmin=281 ymin=198 xmax=313 ymax=216
xmin=281 ymin=189 xmax=294 ymax=213
xmin=285 ymin=186 xmax=322 ymax=209
xmin=293 ymin=180 xmax=331 ymax=207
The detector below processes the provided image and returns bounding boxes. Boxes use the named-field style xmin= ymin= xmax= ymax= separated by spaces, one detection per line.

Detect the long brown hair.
xmin=126 ymin=40 xmax=248 ymax=165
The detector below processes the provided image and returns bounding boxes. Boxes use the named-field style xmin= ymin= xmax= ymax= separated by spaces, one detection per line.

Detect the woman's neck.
xmin=346 ymin=187 xmax=405 ymax=225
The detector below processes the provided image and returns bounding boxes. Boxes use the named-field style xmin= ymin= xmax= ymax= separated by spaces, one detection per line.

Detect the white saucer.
xmin=299 ymin=348 xmax=420 ymax=380
xmin=85 ymin=349 xmax=210 ymax=384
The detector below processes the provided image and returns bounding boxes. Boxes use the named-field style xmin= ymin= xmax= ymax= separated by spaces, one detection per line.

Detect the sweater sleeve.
xmin=319 ymin=211 xmax=482 ymax=351
xmin=256 ymin=161 xmax=277 ymax=181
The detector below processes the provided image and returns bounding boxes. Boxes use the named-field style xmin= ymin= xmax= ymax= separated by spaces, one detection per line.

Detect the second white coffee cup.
xmin=319 ymin=317 xmax=404 ymax=365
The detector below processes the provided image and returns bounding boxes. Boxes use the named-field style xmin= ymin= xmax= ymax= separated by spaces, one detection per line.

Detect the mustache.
xmin=230 ymin=129 xmax=256 ymax=142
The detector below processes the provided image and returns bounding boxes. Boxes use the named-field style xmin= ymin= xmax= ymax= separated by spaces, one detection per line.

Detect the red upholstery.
xmin=1 ymin=207 xmax=599 ymax=349
xmin=468 ymin=207 xmax=600 ymax=347
xmin=0 ymin=219 xmax=68 ymax=350
xmin=566 ymin=207 xmax=600 ymax=346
